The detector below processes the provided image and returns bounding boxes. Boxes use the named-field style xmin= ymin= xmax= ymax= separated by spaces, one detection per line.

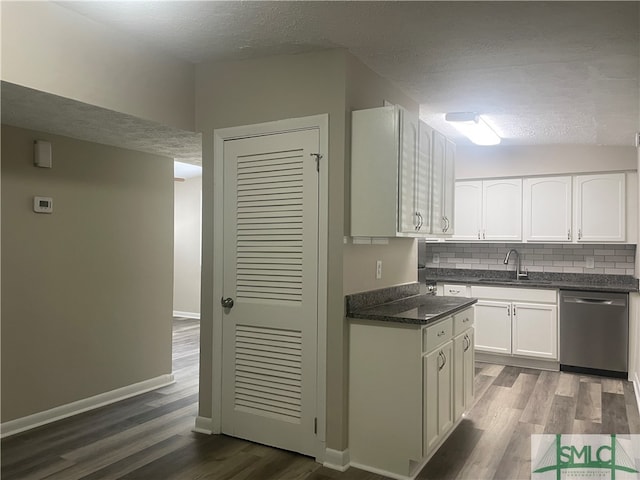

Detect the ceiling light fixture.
xmin=445 ymin=112 xmax=501 ymax=146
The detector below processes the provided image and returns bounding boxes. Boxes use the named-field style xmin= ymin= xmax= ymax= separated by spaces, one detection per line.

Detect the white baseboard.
xmin=193 ymin=416 xmax=214 ymax=435
xmin=173 ymin=311 xmax=200 ymax=320
xmin=633 ymin=372 xmax=640 ymax=415
xmin=476 ymin=352 xmax=559 ymax=371
xmin=323 ymin=448 xmax=350 ymax=472
xmin=349 ymin=461 xmax=410 ymax=480
xmin=1 ymin=374 xmax=175 ymax=438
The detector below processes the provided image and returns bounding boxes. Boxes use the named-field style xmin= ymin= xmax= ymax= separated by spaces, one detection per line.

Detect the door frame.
xmin=211 ymin=114 xmax=329 ymax=460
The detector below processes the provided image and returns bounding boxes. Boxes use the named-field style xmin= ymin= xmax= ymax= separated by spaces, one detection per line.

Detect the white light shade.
xmin=445 ymin=112 xmax=501 ymax=146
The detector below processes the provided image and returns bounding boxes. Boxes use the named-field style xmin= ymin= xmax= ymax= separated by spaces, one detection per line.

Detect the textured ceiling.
xmin=1 ymin=82 xmax=202 ymax=164
xmin=57 ymin=0 xmax=640 ymax=147
xmin=6 ymin=1 xmax=640 ymax=154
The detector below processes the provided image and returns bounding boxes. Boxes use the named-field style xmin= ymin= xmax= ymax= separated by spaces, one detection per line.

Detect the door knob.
xmin=220 ymin=297 xmax=234 ymax=309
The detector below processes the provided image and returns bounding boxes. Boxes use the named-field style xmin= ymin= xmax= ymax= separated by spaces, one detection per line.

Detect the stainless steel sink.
xmin=475 ymin=278 xmax=552 ymax=285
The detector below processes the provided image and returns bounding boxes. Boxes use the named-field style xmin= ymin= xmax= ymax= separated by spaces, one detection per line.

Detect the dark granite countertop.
xmin=345 ymin=283 xmax=477 ymax=326
xmin=423 ymin=268 xmax=639 ymax=293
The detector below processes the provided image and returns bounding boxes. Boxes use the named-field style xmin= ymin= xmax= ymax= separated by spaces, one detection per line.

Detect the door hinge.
xmin=310 ymin=153 xmax=322 ymax=172
xmin=314 ymin=417 xmax=317 ymax=434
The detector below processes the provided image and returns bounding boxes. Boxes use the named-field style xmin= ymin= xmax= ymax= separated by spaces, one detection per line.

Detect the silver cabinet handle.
xmin=221 ymin=297 xmax=234 ymax=309
xmin=477 ymin=230 xmax=481 ymax=239
xmin=437 ymin=330 xmax=446 ymax=337
xmin=568 ymin=229 xmax=571 ymax=240
xmin=437 ymin=351 xmax=445 ymax=370
xmin=462 ymin=316 xmax=469 ymax=323
xmin=507 ymin=306 xmax=510 ymax=316
xmin=578 ymin=228 xmax=582 ymax=240
xmin=439 ymin=351 xmax=447 ymax=371
xmin=464 ymin=334 xmax=471 ymax=352
xmin=483 ymin=230 xmax=486 ymax=240
xmin=444 ymin=216 xmax=450 ymax=232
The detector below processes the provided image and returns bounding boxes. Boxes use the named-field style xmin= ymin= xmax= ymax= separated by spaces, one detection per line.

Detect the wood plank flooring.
xmin=3 ymin=318 xmax=639 ymax=479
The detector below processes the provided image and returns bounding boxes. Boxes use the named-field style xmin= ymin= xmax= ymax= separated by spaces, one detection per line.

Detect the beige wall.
xmin=195 ymin=49 xmax=348 ymax=450
xmin=195 ymin=49 xmax=419 ymax=451
xmin=1 ymin=1 xmax=195 ymax=131
xmin=174 ymin=176 xmax=202 ymax=317
xmin=1 ymin=125 xmax=174 ymax=422
xmin=343 ymin=54 xmax=419 ymax=296
xmin=457 ymin=144 xmax=637 ymax=179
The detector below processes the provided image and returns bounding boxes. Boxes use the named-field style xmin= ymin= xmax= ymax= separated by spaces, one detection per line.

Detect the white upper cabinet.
xmin=350 ymin=105 xmax=454 ymax=237
xmin=430 ymin=131 xmax=455 ymax=235
xmin=453 ymin=179 xmax=521 ymax=241
xmin=351 ymin=105 xmax=416 ymax=237
xmin=523 ymin=176 xmax=572 ymax=242
xmin=574 ymin=173 xmax=626 ymax=242
xmin=483 ymin=179 xmax=522 ymax=241
xmin=453 ymin=181 xmax=482 ymax=240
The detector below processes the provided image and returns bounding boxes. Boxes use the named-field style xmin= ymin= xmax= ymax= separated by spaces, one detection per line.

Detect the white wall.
xmin=174 ymin=176 xmax=202 ymax=318
xmin=457 ymin=145 xmax=637 ymax=179
xmin=1 ymin=1 xmax=195 ymax=131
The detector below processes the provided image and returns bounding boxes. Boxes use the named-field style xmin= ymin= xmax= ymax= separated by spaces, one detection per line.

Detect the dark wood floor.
xmin=3 ymin=319 xmax=639 ymax=479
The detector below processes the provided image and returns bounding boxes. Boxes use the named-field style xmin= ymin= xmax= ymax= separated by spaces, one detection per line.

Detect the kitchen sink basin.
xmin=475 ymin=278 xmax=552 ymax=285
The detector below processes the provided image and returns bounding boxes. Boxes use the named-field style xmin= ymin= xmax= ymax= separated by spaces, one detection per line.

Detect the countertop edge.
xmin=347 ymin=296 xmax=477 ymax=326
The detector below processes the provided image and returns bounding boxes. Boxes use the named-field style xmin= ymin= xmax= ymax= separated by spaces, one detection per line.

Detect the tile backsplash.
xmin=421 ymin=242 xmax=636 ymax=276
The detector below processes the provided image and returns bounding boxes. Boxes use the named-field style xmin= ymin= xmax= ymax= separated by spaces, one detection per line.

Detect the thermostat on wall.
xmin=33 ymin=196 xmax=53 ymax=214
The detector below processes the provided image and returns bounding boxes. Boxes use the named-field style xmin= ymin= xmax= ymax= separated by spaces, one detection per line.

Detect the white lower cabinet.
xmin=423 ymin=340 xmax=453 ymax=456
xmin=474 ymin=300 xmax=512 ymax=354
xmin=470 ymin=286 xmax=558 ymax=362
xmin=511 ymin=302 xmax=557 ymax=359
xmin=453 ymin=328 xmax=475 ymax=420
xmin=349 ymin=307 xmax=474 ymax=478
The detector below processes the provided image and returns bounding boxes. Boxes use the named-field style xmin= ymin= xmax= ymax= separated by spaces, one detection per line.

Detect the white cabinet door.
xmin=442 ymin=138 xmax=456 ymax=234
xmin=483 ymin=179 xmax=522 ymax=241
xmin=431 ymin=131 xmax=455 ymax=235
xmin=453 ymin=181 xmax=482 ymax=240
xmin=423 ymin=340 xmax=453 ymax=456
xmin=512 ymin=302 xmax=558 ymax=359
xmin=416 ymin=121 xmax=433 ymax=234
xmin=398 ymin=107 xmax=419 ymax=234
xmin=463 ymin=328 xmax=474 ymax=411
xmin=474 ymin=300 xmax=511 ymax=354
xmin=574 ymin=173 xmax=626 ymax=242
xmin=453 ymin=328 xmax=474 ymax=420
xmin=523 ymin=176 xmax=572 ymax=242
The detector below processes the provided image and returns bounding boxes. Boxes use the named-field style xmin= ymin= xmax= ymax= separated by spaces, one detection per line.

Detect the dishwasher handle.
xmin=563 ymin=296 xmax=626 ymax=307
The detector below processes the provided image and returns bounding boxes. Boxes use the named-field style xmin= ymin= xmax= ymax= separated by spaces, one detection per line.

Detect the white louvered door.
xmin=221 ymin=128 xmax=319 ymax=456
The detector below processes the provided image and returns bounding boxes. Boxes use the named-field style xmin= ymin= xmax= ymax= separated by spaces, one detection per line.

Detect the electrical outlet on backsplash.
xmin=421 ymin=242 xmax=636 ymax=276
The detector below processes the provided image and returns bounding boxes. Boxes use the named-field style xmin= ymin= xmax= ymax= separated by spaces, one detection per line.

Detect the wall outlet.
xmin=376 ymin=260 xmax=382 ymax=279
xmin=433 ymin=253 xmax=440 ymax=264
xmin=585 ymin=257 xmax=595 ymax=269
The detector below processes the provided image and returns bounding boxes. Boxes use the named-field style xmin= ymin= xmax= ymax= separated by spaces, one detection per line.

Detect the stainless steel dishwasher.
xmin=559 ymin=290 xmax=628 ymax=378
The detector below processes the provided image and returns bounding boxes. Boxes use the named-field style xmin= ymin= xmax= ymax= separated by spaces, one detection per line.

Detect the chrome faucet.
xmin=503 ymin=249 xmax=528 ymax=279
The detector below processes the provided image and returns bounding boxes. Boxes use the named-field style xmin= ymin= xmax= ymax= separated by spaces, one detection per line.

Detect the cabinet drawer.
xmin=443 ymin=284 xmax=469 ymax=297
xmin=423 ymin=317 xmax=453 ymax=353
xmin=453 ymin=308 xmax=474 ymax=336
